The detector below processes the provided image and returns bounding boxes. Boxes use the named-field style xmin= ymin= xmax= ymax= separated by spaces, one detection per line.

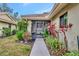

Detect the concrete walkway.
xmin=30 ymin=38 xmax=50 ymax=56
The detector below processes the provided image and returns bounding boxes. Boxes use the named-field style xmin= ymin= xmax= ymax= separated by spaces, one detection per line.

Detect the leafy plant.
xmin=16 ymin=18 xmax=28 ymax=41
xmin=43 ymin=28 xmax=49 ymax=37
xmin=22 ymin=32 xmax=31 ymax=42
xmin=45 ymin=36 xmax=62 ymax=50
xmin=60 ymin=23 xmax=73 ymax=49
xmin=17 ymin=19 xmax=28 ymax=32
xmin=47 ymin=23 xmax=58 ymax=38
xmin=47 ymin=22 xmax=73 ymax=50
xmin=16 ymin=30 xmax=24 ymax=41
xmin=12 ymin=29 xmax=17 ymax=35
xmin=45 ymin=35 xmax=67 ymax=56
xmin=64 ymin=51 xmax=79 ymax=56
xmin=2 ymin=27 xmax=11 ymax=37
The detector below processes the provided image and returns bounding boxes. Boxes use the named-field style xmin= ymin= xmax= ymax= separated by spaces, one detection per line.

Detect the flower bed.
xmin=45 ymin=36 xmax=79 ymax=56
xmin=45 ymin=35 xmax=67 ymax=56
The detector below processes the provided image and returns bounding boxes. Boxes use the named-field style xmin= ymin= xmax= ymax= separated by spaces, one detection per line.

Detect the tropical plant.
xmin=16 ymin=19 xmax=29 ymax=41
xmin=0 ymin=3 xmax=13 ymax=13
xmin=12 ymin=29 xmax=17 ymax=35
xmin=47 ymin=22 xmax=73 ymax=50
xmin=60 ymin=23 xmax=73 ymax=49
xmin=43 ymin=28 xmax=49 ymax=37
xmin=0 ymin=3 xmax=19 ymax=18
xmin=2 ymin=27 xmax=11 ymax=37
xmin=16 ymin=30 xmax=24 ymax=41
xmin=45 ymin=36 xmax=62 ymax=51
xmin=64 ymin=51 xmax=79 ymax=56
xmin=45 ymin=35 xmax=67 ymax=56
xmin=22 ymin=32 xmax=31 ymax=42
xmin=47 ymin=23 xmax=58 ymax=38
xmin=17 ymin=19 xmax=28 ymax=32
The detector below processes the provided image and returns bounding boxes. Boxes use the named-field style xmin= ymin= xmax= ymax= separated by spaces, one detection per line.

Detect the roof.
xmin=21 ymin=13 xmax=50 ymax=20
xmin=0 ymin=12 xmax=16 ymax=25
xmin=22 ymin=3 xmax=69 ymax=20
xmin=47 ymin=3 xmax=68 ymax=19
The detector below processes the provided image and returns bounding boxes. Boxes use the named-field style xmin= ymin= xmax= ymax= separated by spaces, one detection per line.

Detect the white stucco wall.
xmin=0 ymin=22 xmax=16 ymax=37
xmin=52 ymin=18 xmax=59 ymax=30
xmin=0 ymin=22 xmax=9 ymax=37
xmin=27 ymin=20 xmax=32 ymax=34
xmin=67 ymin=4 xmax=79 ymax=51
xmin=51 ymin=4 xmax=79 ymax=51
xmin=11 ymin=25 xmax=16 ymax=31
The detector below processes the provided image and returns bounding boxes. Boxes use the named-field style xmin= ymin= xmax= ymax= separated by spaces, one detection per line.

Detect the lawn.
xmin=0 ymin=35 xmax=31 ymax=56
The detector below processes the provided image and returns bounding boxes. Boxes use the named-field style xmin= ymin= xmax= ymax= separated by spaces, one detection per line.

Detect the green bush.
xmin=64 ymin=51 xmax=79 ymax=56
xmin=43 ymin=28 xmax=49 ymax=37
xmin=2 ymin=27 xmax=11 ymax=37
xmin=12 ymin=29 xmax=17 ymax=35
xmin=45 ymin=36 xmax=62 ymax=51
xmin=17 ymin=19 xmax=28 ymax=32
xmin=16 ymin=31 xmax=24 ymax=41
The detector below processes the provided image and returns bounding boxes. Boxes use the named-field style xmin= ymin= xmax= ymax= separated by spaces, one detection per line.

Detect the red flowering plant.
xmin=47 ymin=22 xmax=58 ymax=38
xmin=60 ymin=23 xmax=73 ymax=49
xmin=47 ymin=22 xmax=73 ymax=50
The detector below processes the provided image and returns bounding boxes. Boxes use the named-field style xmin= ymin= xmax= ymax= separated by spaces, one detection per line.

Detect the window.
xmin=37 ymin=21 xmax=43 ymax=28
xmin=60 ymin=12 xmax=67 ymax=28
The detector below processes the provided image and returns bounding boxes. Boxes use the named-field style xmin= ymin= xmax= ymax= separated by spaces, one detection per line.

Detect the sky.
xmin=7 ymin=3 xmax=54 ymax=15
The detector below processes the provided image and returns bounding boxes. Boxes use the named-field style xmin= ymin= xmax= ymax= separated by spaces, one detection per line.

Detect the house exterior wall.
xmin=27 ymin=20 xmax=32 ymax=34
xmin=0 ymin=22 xmax=9 ymax=37
xmin=67 ymin=4 xmax=79 ymax=51
xmin=0 ymin=22 xmax=16 ymax=37
xmin=51 ymin=4 xmax=79 ymax=51
xmin=11 ymin=25 xmax=16 ymax=31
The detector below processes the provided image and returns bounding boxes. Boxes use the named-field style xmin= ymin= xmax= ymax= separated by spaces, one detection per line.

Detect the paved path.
xmin=30 ymin=38 xmax=50 ymax=56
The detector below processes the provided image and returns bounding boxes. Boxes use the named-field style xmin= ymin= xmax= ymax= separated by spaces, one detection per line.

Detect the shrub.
xmin=43 ymin=28 xmax=49 ymax=37
xmin=45 ymin=35 xmax=67 ymax=56
xmin=17 ymin=19 xmax=28 ymax=32
xmin=45 ymin=35 xmax=62 ymax=51
xmin=12 ymin=29 xmax=17 ymax=35
xmin=2 ymin=27 xmax=11 ymax=37
xmin=64 ymin=51 xmax=79 ymax=56
xmin=16 ymin=31 xmax=24 ymax=41
xmin=22 ymin=32 xmax=31 ymax=42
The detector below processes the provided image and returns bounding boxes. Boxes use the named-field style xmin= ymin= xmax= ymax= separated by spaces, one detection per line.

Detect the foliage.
xmin=45 ymin=35 xmax=67 ymax=56
xmin=16 ymin=30 xmax=24 ymax=41
xmin=43 ymin=28 xmax=49 ymax=37
xmin=0 ymin=3 xmax=13 ymax=13
xmin=16 ymin=19 xmax=29 ymax=41
xmin=22 ymin=32 xmax=31 ymax=42
xmin=14 ymin=12 xmax=18 ymax=17
xmin=12 ymin=29 xmax=17 ymax=35
xmin=60 ymin=23 xmax=73 ymax=49
xmin=17 ymin=19 xmax=28 ymax=32
xmin=47 ymin=22 xmax=73 ymax=49
xmin=0 ymin=35 xmax=31 ymax=56
xmin=0 ymin=3 xmax=19 ymax=18
xmin=64 ymin=51 xmax=79 ymax=56
xmin=2 ymin=27 xmax=11 ymax=37
xmin=47 ymin=23 xmax=58 ymax=38
xmin=45 ymin=35 xmax=62 ymax=51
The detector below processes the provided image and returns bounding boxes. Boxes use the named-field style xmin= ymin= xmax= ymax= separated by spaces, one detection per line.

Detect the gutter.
xmin=47 ymin=3 xmax=68 ymax=19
